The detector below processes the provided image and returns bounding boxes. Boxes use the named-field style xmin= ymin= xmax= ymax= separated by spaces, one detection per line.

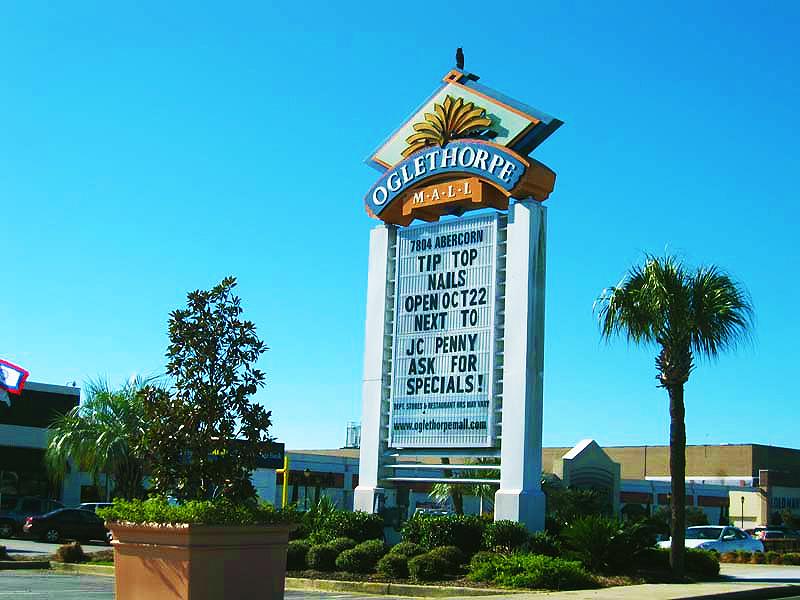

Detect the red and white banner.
xmin=0 ymin=359 xmax=29 ymax=395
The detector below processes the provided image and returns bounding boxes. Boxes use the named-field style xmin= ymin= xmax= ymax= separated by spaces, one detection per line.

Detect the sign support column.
xmin=354 ymin=223 xmax=395 ymax=513
xmin=494 ymin=199 xmax=547 ymax=531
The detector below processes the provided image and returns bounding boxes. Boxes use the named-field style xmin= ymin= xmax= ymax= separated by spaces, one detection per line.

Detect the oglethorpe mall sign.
xmin=354 ymin=65 xmax=562 ymax=531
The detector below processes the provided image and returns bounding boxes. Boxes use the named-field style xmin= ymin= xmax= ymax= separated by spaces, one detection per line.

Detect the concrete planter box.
xmin=109 ymin=522 xmax=291 ymax=600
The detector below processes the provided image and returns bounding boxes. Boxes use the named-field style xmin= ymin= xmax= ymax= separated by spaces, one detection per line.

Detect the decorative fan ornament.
xmin=402 ymin=95 xmax=493 ymax=158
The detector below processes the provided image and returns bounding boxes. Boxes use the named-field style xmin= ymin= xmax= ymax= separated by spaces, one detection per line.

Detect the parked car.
xmin=22 ymin=508 xmax=111 ymax=544
xmin=0 ymin=495 xmax=64 ymax=538
xmin=78 ymin=502 xmax=114 ymax=513
xmin=657 ymin=526 xmax=764 ymax=553
xmin=759 ymin=530 xmax=788 ymax=541
xmin=751 ymin=526 xmax=799 ymax=540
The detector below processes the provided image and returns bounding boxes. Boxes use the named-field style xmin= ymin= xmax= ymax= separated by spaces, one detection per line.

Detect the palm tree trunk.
xmin=669 ymin=383 xmax=686 ymax=578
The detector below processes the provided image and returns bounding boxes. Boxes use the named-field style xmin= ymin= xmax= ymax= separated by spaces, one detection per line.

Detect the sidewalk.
xmin=464 ymin=564 xmax=800 ymax=600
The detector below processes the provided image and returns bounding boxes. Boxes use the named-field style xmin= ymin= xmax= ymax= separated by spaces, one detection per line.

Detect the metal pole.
xmin=741 ymin=496 xmax=745 ymax=528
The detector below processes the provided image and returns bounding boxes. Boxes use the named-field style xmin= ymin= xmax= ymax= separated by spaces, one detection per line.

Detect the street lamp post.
xmin=741 ymin=496 xmax=745 ymax=528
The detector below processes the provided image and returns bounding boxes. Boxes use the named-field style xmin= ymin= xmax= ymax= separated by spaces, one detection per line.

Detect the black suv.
xmin=0 ymin=495 xmax=64 ymax=537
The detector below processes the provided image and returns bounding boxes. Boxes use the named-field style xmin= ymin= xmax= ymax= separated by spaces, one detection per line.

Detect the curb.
xmin=49 ymin=562 xmax=115 ymax=577
xmin=0 ymin=560 xmax=51 ymax=570
xmin=285 ymin=577 xmax=511 ymax=597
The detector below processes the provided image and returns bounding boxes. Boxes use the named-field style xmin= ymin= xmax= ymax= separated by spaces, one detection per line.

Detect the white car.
xmin=658 ymin=526 xmax=764 ymax=553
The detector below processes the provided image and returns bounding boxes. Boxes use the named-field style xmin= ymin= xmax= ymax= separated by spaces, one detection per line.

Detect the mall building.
xmin=4 ymin=384 xmax=798 ymax=530
xmin=275 ymin=432 xmax=800 ymax=529
xmin=0 ymin=381 xmax=100 ymax=507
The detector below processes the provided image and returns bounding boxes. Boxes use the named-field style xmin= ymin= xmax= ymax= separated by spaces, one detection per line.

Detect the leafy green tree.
xmin=595 ymin=254 xmax=752 ymax=577
xmin=140 ymin=276 xmax=272 ymax=502
xmin=46 ymin=377 xmax=151 ymax=499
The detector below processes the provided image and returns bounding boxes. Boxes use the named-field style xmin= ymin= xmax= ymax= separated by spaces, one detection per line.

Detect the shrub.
xmin=409 ymin=552 xmax=450 ymax=582
xmin=54 ymin=542 xmax=86 ymax=564
xmin=377 ymin=553 xmax=409 ymax=578
xmin=484 ymin=520 xmax=529 ymax=552
xmin=401 ymin=514 xmax=485 ymax=555
xmin=782 ymin=553 xmax=800 ymax=566
xmin=328 ymin=537 xmax=357 ymax=554
xmin=389 ymin=541 xmax=425 ymax=558
xmin=720 ymin=551 xmax=738 ymax=563
xmin=764 ymin=551 xmax=781 ymax=565
xmin=750 ymin=552 xmax=765 ymax=564
xmin=561 ymin=515 xmax=618 ymax=571
xmin=685 ymin=549 xmax=720 ymax=577
xmin=468 ymin=553 xmax=597 ymax=590
xmin=633 ymin=547 xmax=670 ymax=570
xmin=286 ymin=540 xmax=311 ymax=570
xmin=562 ymin=516 xmax=655 ymax=572
xmin=98 ymin=496 xmax=292 ymax=526
xmin=736 ymin=550 xmax=752 ymax=563
xmin=335 ymin=539 xmax=386 ymax=573
xmin=426 ymin=546 xmax=466 ymax=575
xmin=311 ymin=510 xmax=384 ymax=544
xmin=307 ymin=544 xmax=338 ymax=571
xmin=525 ymin=531 xmax=561 ymax=557
xmin=468 ymin=551 xmax=502 ymax=580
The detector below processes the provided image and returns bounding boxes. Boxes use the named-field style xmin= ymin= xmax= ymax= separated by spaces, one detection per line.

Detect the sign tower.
xmin=355 ymin=58 xmax=562 ymax=530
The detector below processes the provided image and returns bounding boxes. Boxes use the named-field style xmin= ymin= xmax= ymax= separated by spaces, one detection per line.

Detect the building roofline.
xmin=25 ymin=381 xmax=81 ymax=396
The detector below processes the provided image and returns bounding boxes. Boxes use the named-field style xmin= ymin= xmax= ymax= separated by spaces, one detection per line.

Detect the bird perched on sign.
xmin=456 ymin=47 xmax=464 ymax=70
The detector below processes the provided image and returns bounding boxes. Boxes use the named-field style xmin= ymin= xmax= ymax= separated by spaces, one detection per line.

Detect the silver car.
xmin=658 ymin=525 xmax=764 ymax=553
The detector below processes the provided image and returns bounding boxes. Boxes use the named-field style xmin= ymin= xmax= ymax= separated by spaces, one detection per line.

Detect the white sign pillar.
xmin=494 ymin=200 xmax=547 ymax=531
xmin=354 ymin=224 xmax=395 ymax=513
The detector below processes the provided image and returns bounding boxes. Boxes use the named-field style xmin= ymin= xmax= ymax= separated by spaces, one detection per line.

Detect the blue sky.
xmin=3 ymin=2 xmax=798 ymax=450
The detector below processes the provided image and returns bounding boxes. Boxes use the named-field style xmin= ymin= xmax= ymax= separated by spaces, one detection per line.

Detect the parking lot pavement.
xmin=0 ymin=537 xmax=109 ymax=556
xmin=0 ymin=571 xmax=404 ymax=600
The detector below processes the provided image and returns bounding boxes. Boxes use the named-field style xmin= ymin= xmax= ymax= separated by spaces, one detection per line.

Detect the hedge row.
xmin=720 ymin=551 xmax=800 ymax=565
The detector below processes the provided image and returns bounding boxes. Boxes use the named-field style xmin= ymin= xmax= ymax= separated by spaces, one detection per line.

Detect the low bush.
xmin=328 ymin=537 xmax=357 ymax=554
xmin=720 ymin=551 xmax=738 ymax=563
xmin=782 ymin=553 xmax=800 ymax=566
xmin=484 ymin=520 xmax=529 ymax=552
xmin=54 ymin=542 xmax=86 ymax=564
xmin=467 ymin=553 xmax=597 ymax=590
xmin=525 ymin=531 xmax=561 ymax=557
xmin=286 ymin=540 xmax=311 ymax=570
xmin=311 ymin=510 xmax=384 ymax=544
xmin=737 ymin=550 xmax=752 ymax=563
xmin=632 ymin=547 xmax=670 ymax=570
xmin=401 ymin=514 xmax=485 ymax=555
xmin=307 ymin=544 xmax=338 ymax=571
xmin=335 ymin=539 xmax=386 ymax=573
xmin=750 ymin=552 xmax=766 ymax=564
xmin=408 ymin=552 xmax=450 ymax=582
xmin=377 ymin=553 xmax=409 ymax=578
xmin=685 ymin=549 xmax=720 ymax=577
xmin=764 ymin=551 xmax=781 ymax=565
xmin=467 ymin=551 xmax=502 ymax=580
xmin=426 ymin=546 xmax=466 ymax=575
xmin=630 ymin=547 xmax=718 ymax=577
xmin=97 ymin=496 xmax=292 ymax=526
xmin=389 ymin=541 xmax=425 ymax=558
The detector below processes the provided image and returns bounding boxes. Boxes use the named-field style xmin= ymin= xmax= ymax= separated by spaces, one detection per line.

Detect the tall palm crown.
xmin=46 ymin=377 xmax=152 ymax=500
xmin=595 ymin=254 xmax=752 ymax=577
xmin=596 ymin=255 xmax=752 ymax=381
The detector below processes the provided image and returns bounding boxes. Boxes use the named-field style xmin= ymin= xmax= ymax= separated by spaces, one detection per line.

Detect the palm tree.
xmin=595 ymin=254 xmax=752 ymax=577
xmin=429 ymin=458 xmax=499 ymax=515
xmin=46 ymin=376 xmax=153 ymax=500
